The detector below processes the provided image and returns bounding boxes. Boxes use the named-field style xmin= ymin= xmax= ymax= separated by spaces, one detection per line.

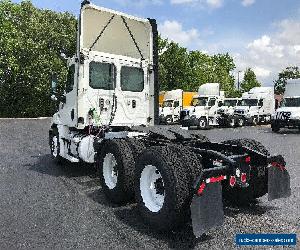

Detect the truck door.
xmin=59 ymin=64 xmax=77 ymax=127
xmin=208 ymin=97 xmax=217 ymax=117
xmin=83 ymin=61 xmax=116 ymax=126
xmin=258 ymin=99 xmax=264 ymax=116
xmin=173 ymin=100 xmax=180 ymax=120
xmin=114 ymin=62 xmax=150 ymax=126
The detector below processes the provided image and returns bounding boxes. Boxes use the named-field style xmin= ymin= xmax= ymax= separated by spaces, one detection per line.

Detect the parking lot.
xmin=0 ymin=118 xmax=299 ymax=249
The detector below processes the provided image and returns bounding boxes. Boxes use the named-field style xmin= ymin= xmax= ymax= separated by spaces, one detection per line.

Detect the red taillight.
xmin=245 ymin=156 xmax=251 ymax=164
xmin=229 ymin=176 xmax=236 ymax=187
xmin=197 ymin=182 xmax=206 ymax=196
xmin=241 ymin=173 xmax=247 ymax=183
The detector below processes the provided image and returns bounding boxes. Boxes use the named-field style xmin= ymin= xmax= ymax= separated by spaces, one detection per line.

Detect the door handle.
xmin=132 ymin=100 xmax=136 ymax=108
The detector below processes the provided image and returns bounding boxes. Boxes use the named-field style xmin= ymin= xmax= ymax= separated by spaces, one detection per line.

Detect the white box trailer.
xmin=48 ymin=0 xmax=291 ymax=239
xmin=271 ymin=79 xmax=300 ymax=132
xmin=234 ymin=87 xmax=275 ymax=126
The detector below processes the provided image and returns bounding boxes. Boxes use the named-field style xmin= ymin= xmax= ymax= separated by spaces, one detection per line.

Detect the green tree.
xmin=274 ymin=66 xmax=300 ymax=94
xmin=158 ymin=36 xmax=238 ymax=96
xmin=211 ymin=53 xmax=236 ymax=97
xmin=158 ymin=38 xmax=191 ymax=91
xmin=0 ymin=0 xmax=77 ymax=117
xmin=240 ymin=68 xmax=261 ymax=92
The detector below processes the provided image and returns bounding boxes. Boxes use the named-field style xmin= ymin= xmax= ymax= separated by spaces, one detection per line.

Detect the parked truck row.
xmin=161 ymin=83 xmax=276 ymax=129
xmin=160 ymin=80 xmax=300 ymax=132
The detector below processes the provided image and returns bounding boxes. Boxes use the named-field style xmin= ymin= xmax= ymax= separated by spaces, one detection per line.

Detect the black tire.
xmin=198 ymin=117 xmax=209 ymax=130
xmin=271 ymin=122 xmax=280 ymax=132
xmin=237 ymin=117 xmax=244 ymax=127
xmin=125 ymin=138 xmax=146 ymax=162
xmin=166 ymin=115 xmax=173 ymax=124
xmin=222 ymin=138 xmax=269 ymax=156
xmin=134 ymin=145 xmax=200 ymax=231
xmin=96 ymin=139 xmax=135 ymax=204
xmin=49 ymin=127 xmax=63 ymax=164
xmin=228 ymin=116 xmax=236 ymax=128
xmin=221 ymin=138 xmax=269 ymax=205
xmin=252 ymin=116 xmax=258 ymax=126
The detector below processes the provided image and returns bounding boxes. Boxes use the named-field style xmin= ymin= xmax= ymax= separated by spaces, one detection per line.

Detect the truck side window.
xmin=66 ymin=65 xmax=75 ymax=93
xmin=89 ymin=62 xmax=115 ymax=90
xmin=121 ymin=66 xmax=144 ymax=92
xmin=174 ymin=101 xmax=179 ymax=108
xmin=208 ymin=98 xmax=216 ymax=107
xmin=258 ymin=99 xmax=263 ymax=107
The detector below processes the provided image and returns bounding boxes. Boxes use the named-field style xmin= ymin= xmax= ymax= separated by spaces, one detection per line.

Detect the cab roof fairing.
xmin=79 ymin=3 xmax=153 ymax=62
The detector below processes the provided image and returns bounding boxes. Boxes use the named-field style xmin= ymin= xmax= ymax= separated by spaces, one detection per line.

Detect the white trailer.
xmin=181 ymin=83 xmax=224 ymax=129
xmin=271 ymin=79 xmax=300 ymax=132
xmin=49 ymin=1 xmax=290 ymax=239
xmin=234 ymin=87 xmax=275 ymax=126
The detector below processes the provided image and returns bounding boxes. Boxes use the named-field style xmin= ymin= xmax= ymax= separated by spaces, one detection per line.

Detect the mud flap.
xmin=268 ymin=166 xmax=291 ymax=201
xmin=190 ymin=182 xmax=224 ymax=238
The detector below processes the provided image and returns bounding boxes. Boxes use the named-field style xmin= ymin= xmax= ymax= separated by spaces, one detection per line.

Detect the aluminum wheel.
xmin=103 ymin=153 xmax=118 ymax=189
xmin=140 ymin=165 xmax=165 ymax=212
xmin=199 ymin=118 xmax=208 ymax=129
xmin=51 ymin=135 xmax=58 ymax=157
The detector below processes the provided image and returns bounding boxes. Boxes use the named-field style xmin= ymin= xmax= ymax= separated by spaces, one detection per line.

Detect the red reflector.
xmin=209 ymin=175 xmax=226 ymax=183
xmin=241 ymin=173 xmax=247 ymax=183
xmin=197 ymin=182 xmax=206 ymax=196
xmin=245 ymin=156 xmax=251 ymax=164
xmin=229 ymin=176 xmax=236 ymax=187
xmin=271 ymin=162 xmax=286 ymax=171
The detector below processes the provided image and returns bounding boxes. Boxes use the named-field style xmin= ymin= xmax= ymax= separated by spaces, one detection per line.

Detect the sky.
xmin=12 ymin=0 xmax=300 ymax=86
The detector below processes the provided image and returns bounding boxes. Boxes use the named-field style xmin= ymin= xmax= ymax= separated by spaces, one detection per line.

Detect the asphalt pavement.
xmin=0 ymin=119 xmax=299 ymax=249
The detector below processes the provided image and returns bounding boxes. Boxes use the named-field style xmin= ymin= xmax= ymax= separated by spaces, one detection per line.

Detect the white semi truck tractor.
xmin=271 ymin=79 xmax=300 ymax=132
xmin=234 ymin=87 xmax=275 ymax=126
xmin=49 ymin=1 xmax=291 ymax=238
xmin=181 ymin=83 xmax=224 ymax=129
xmin=159 ymin=89 xmax=183 ymax=124
xmin=216 ymin=98 xmax=241 ymax=127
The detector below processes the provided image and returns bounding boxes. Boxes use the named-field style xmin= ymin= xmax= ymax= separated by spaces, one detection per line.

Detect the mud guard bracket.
xmin=190 ymin=182 xmax=224 ymax=238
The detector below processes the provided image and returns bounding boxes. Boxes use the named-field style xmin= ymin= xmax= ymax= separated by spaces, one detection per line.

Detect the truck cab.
xmin=50 ymin=2 xmax=158 ymax=163
xmin=182 ymin=83 xmax=224 ymax=129
xmin=159 ymin=89 xmax=182 ymax=124
xmin=234 ymin=87 xmax=274 ymax=126
xmin=271 ymin=79 xmax=300 ymax=132
xmin=216 ymin=98 xmax=241 ymax=127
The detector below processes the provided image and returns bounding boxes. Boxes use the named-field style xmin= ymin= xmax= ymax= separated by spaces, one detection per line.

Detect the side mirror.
xmin=218 ymin=102 xmax=223 ymax=107
xmin=51 ymin=94 xmax=58 ymax=101
xmin=51 ymin=74 xmax=58 ymax=94
xmin=51 ymin=74 xmax=66 ymax=103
